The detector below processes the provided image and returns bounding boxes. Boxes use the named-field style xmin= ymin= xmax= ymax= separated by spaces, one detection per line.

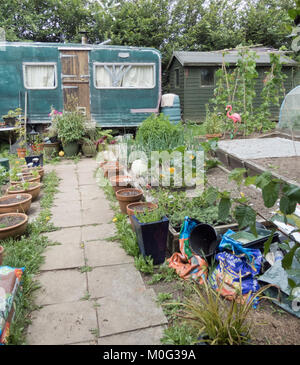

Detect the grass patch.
xmin=1 ymin=170 xmax=59 ymax=345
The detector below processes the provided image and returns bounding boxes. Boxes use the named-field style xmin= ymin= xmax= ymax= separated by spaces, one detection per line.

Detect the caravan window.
xmin=94 ymin=63 xmax=155 ymax=89
xmin=23 ymin=63 xmax=57 ymax=89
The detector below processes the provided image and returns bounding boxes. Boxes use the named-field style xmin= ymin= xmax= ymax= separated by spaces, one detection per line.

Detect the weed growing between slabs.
xmin=1 ymin=170 xmax=59 ymax=344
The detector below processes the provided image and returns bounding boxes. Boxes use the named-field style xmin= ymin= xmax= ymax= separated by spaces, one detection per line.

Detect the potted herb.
xmin=131 ymin=207 xmax=169 ymax=265
xmin=54 ymin=110 xmax=86 ymax=157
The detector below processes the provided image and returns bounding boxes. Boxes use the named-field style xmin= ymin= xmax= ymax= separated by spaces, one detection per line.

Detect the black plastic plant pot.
xmin=131 ymin=215 xmax=169 ymax=265
xmin=189 ymin=223 xmax=218 ymax=261
xmin=25 ymin=154 xmax=43 ymax=167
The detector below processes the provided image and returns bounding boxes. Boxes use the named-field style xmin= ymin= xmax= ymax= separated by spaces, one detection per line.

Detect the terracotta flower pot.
xmin=0 ymin=193 xmax=32 ymax=214
xmin=126 ymin=202 xmax=158 ymax=230
xmin=22 ymin=167 xmax=44 ymax=179
xmin=7 ymin=183 xmax=41 ymax=201
xmin=109 ymin=175 xmax=132 ymax=193
xmin=17 ymin=148 xmax=27 ymax=158
xmin=101 ymin=161 xmax=119 ymax=170
xmin=104 ymin=165 xmax=124 ymax=179
xmin=0 ymin=213 xmax=28 ymax=240
xmin=0 ymin=245 xmax=4 ymax=265
xmin=116 ymin=188 xmax=143 ymax=214
xmin=10 ymin=174 xmax=41 ymax=185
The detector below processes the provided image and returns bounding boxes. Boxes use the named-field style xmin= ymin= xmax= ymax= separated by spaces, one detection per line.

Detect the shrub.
xmin=135 ymin=113 xmax=184 ymax=154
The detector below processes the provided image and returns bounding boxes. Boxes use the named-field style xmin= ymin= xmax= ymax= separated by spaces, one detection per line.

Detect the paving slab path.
xmin=26 ymin=159 xmax=167 ymax=345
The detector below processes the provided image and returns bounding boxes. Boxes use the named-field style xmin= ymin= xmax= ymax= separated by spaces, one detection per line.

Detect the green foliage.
xmin=54 ymin=111 xmax=86 ymax=144
xmin=218 ymin=168 xmax=300 ymax=268
xmin=211 ymin=47 xmax=286 ymax=135
xmin=134 ymin=255 xmax=154 ymax=274
xmin=203 ymin=105 xmax=225 ymax=135
xmin=152 ymin=188 xmax=232 ymax=228
xmin=134 ymin=207 xmax=164 ymax=224
xmin=147 ymin=263 xmax=178 ymax=284
xmin=0 ymin=165 xmax=9 ymax=186
xmin=156 ymin=292 xmax=173 ymax=304
xmin=135 ymin=113 xmax=184 ymax=155
xmin=161 ymin=322 xmax=198 ymax=345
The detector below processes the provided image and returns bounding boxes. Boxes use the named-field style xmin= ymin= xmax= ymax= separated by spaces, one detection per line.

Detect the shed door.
xmin=60 ymin=50 xmax=90 ymax=118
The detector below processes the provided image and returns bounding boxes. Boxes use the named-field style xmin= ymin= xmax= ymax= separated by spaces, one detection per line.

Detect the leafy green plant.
xmin=134 ymin=255 xmax=154 ymax=274
xmin=219 ymin=168 xmax=300 ymax=269
xmin=0 ymin=165 xmax=8 ymax=186
xmin=160 ymin=322 xmax=198 ymax=345
xmin=54 ymin=111 xmax=86 ymax=144
xmin=135 ymin=113 xmax=184 ymax=155
xmin=156 ymin=292 xmax=173 ymax=304
xmin=203 ymin=105 xmax=225 ymax=135
xmin=134 ymin=207 xmax=165 ymax=224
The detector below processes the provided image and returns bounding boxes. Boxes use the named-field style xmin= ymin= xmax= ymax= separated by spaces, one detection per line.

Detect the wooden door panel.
xmin=60 ymin=50 xmax=90 ymax=118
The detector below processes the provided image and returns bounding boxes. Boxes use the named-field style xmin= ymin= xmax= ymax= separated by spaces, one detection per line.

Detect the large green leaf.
xmin=280 ymin=195 xmax=297 ymax=216
xmin=262 ymin=181 xmax=280 ymax=208
xmin=282 ymin=243 xmax=300 ymax=270
xmin=218 ymin=197 xmax=231 ymax=222
xmin=234 ymin=205 xmax=256 ymax=230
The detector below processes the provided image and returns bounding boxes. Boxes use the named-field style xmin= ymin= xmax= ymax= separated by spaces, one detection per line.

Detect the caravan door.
xmin=60 ymin=50 xmax=90 ymax=118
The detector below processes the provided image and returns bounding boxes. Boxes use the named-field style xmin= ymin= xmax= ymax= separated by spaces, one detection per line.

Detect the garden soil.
xmin=250 ymin=156 xmax=300 ymax=184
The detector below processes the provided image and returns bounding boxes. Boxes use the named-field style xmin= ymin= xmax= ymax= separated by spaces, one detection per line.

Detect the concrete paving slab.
xmin=40 ymin=243 xmax=85 ymax=271
xmin=81 ymin=202 xmax=114 ymax=225
xmin=26 ymin=301 xmax=98 ymax=345
xmin=96 ymin=289 xmax=168 ymax=337
xmin=34 ymin=269 xmax=87 ymax=306
xmin=87 ymin=264 xmax=145 ymax=299
xmin=44 ymin=227 xmax=82 ymax=245
xmin=97 ymin=326 xmax=166 ymax=345
xmin=79 ymin=184 xmax=105 ymax=201
xmin=55 ymin=190 xmax=81 ymax=202
xmin=85 ymin=240 xmax=134 ymax=267
xmin=78 ymin=172 xmax=97 ymax=186
xmin=51 ymin=201 xmax=82 ymax=227
xmin=218 ymin=137 xmax=300 ymax=159
xmin=82 ymin=223 xmax=115 ymax=242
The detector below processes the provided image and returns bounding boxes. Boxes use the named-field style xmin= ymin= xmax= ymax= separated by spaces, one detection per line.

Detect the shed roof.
xmin=168 ymin=48 xmax=298 ymax=69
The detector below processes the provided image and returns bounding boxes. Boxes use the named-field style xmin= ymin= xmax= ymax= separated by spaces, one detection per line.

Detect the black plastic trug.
xmin=189 ymin=223 xmax=218 ymax=259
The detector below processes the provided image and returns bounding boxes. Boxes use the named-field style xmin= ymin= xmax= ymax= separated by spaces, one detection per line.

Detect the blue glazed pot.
xmin=131 ymin=215 xmax=169 ymax=265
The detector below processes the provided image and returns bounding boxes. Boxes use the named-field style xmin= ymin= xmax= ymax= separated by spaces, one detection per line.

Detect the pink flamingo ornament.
xmin=226 ymin=105 xmax=242 ymax=138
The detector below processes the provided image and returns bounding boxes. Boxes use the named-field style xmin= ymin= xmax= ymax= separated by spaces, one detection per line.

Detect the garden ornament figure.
xmin=226 ymin=105 xmax=242 ymax=139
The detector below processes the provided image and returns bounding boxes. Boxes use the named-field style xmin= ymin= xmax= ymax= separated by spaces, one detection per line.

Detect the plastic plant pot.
xmin=131 ymin=214 xmax=169 ymax=265
xmin=63 ymin=142 xmax=79 ymax=157
xmin=115 ymin=188 xmax=143 ymax=214
xmin=189 ymin=223 xmax=218 ymax=261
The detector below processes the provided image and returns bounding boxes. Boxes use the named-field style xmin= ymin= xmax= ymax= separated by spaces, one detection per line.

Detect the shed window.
xmin=94 ymin=63 xmax=155 ymax=88
xmin=200 ymin=68 xmax=215 ymax=87
xmin=23 ymin=63 xmax=57 ymax=89
xmin=175 ymin=68 xmax=180 ymax=88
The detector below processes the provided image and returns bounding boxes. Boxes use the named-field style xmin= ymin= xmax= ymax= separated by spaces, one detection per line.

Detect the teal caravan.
xmin=0 ymin=41 xmax=162 ymax=128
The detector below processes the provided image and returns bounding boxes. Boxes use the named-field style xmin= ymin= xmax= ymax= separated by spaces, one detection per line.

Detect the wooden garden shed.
xmin=167 ymin=48 xmax=300 ymax=122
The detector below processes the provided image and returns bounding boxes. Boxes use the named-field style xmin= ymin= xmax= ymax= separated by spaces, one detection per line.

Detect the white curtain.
xmin=95 ymin=64 xmax=154 ymax=88
xmin=122 ymin=65 xmax=154 ymax=88
xmin=25 ymin=65 xmax=55 ymax=88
